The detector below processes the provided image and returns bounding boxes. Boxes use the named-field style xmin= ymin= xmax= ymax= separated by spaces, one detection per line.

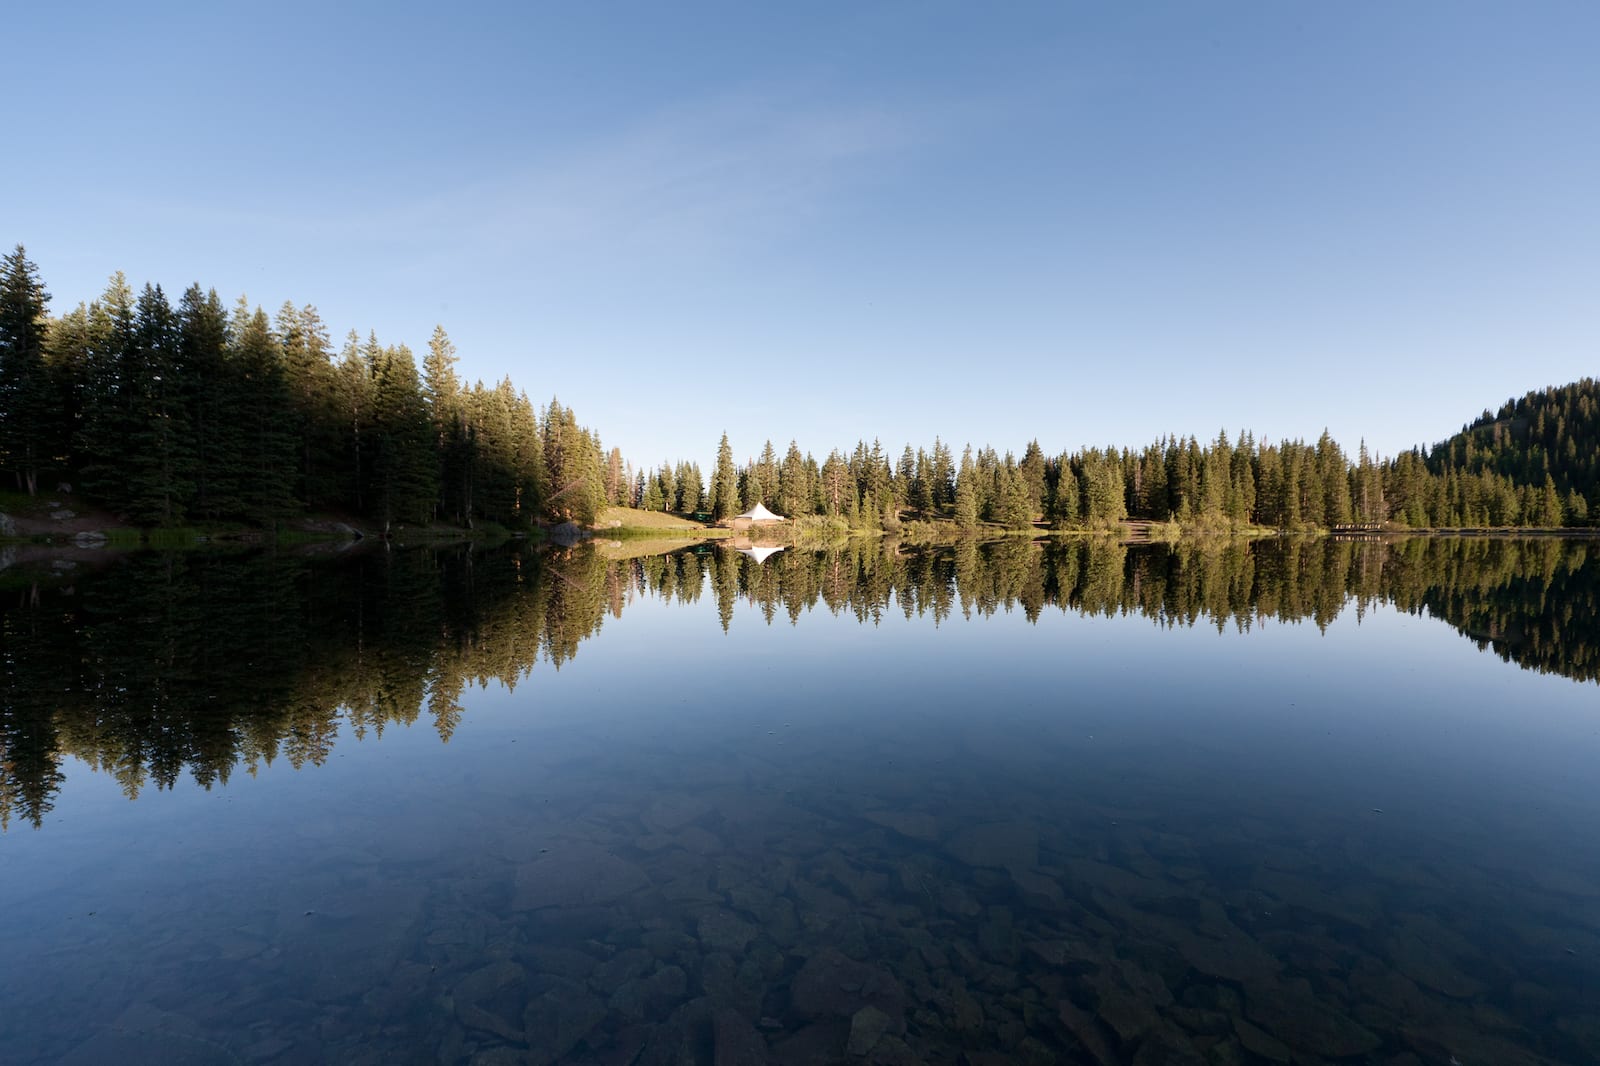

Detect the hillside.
xmin=1428 ymin=379 xmax=1600 ymax=492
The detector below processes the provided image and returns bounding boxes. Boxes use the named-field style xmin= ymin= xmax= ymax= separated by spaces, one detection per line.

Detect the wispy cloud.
xmin=397 ymin=92 xmax=933 ymax=269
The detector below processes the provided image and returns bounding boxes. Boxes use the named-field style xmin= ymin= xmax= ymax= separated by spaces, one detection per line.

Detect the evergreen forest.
xmin=3 ymin=245 xmax=1598 ymax=535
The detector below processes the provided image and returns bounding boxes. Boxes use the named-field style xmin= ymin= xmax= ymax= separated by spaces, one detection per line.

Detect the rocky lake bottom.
xmin=1 ymin=539 xmax=1597 ymax=1064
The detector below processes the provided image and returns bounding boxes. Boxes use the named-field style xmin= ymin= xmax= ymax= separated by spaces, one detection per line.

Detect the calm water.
xmin=1 ymin=537 xmax=1597 ymax=1065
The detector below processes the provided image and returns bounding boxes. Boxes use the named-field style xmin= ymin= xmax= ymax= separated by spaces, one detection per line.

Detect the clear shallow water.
xmin=1 ymin=538 xmax=1598 ymax=1064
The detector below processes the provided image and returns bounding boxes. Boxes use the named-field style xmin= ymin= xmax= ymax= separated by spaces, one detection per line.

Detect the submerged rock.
xmin=713 ymin=1006 xmax=770 ymax=1065
xmin=847 ymin=1005 xmax=893 ymax=1056
xmin=1232 ymin=1016 xmax=1291 ymax=1063
xmin=863 ymin=809 xmax=940 ymax=842
xmin=452 ymin=960 xmax=527 ymax=1043
xmin=789 ymin=947 xmax=908 ymax=1030
xmin=944 ymin=822 xmax=1038 ymax=872
xmin=609 ymin=964 xmax=688 ymax=1023
xmin=513 ymin=843 xmax=649 ymax=911
xmin=523 ymin=986 xmax=606 ymax=1066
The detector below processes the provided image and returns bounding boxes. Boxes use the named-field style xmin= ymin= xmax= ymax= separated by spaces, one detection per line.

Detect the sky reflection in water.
xmin=1 ymin=538 xmax=1597 ymax=1064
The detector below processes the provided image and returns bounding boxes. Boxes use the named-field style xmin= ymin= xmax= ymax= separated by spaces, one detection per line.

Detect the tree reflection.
xmin=1 ymin=536 xmax=1594 ymax=829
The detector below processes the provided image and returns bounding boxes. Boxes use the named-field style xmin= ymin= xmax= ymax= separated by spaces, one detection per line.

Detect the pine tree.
xmin=1050 ymin=455 xmax=1080 ymax=528
xmin=711 ymin=432 xmax=740 ymax=521
xmin=541 ymin=400 xmax=604 ymax=525
xmin=757 ymin=440 xmax=778 ymax=505
xmin=931 ymin=437 xmax=954 ymax=509
xmin=0 ymin=246 xmax=52 ymax=495
xmin=1019 ymin=439 xmax=1047 ymax=520
xmin=231 ymin=300 xmax=298 ymax=525
xmin=676 ymin=460 xmax=704 ymax=513
xmin=422 ymin=325 xmax=466 ymax=522
xmin=123 ymin=284 xmax=195 ymax=525
xmin=76 ymin=273 xmax=137 ymax=510
xmin=605 ymin=448 xmax=626 ymax=507
xmin=820 ymin=450 xmax=849 ymax=517
xmin=955 ymin=446 xmax=979 ymax=531
xmin=41 ymin=302 xmax=93 ymax=486
xmin=334 ymin=331 xmax=372 ymax=513
xmin=369 ymin=342 xmax=438 ymax=530
xmin=180 ymin=285 xmax=246 ymax=520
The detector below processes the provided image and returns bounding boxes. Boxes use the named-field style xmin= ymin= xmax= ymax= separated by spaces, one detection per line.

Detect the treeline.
xmin=633 ymin=422 xmax=1591 ymax=533
xmin=0 ymin=246 xmax=610 ymax=530
xmin=7 ymin=244 xmax=1598 ymax=535
xmin=5 ymin=535 xmax=1594 ymax=829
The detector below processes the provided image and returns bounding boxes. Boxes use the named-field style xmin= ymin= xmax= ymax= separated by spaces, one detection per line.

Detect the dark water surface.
xmin=1 ymin=538 xmax=1598 ymax=1064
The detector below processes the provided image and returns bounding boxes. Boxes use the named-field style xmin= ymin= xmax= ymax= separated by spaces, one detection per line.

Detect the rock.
xmin=848 ymin=1005 xmax=893 ymax=1056
xmin=1204 ymin=1038 xmax=1248 ymax=1066
xmin=513 ymin=843 xmax=649 ymax=910
xmin=469 ymin=1049 xmax=525 ymax=1066
xmin=74 ymin=530 xmax=109 ymax=547
xmin=771 ymin=1019 xmax=849 ymax=1066
xmin=698 ymin=909 xmax=757 ymax=954
xmin=594 ymin=1026 xmax=651 ymax=1066
xmin=241 ymin=1036 xmax=294 ymax=1062
xmin=0 ymin=512 xmax=14 ymax=537
xmin=58 ymin=1003 xmax=229 ymax=1066
xmin=944 ymin=822 xmax=1038 ymax=872
xmin=452 ymin=960 xmax=527 ymax=1043
xmin=789 ymin=947 xmax=907 ymax=1029
xmin=644 ymin=794 xmax=713 ymax=831
xmin=1058 ymin=1000 xmax=1120 ymax=1066
xmin=591 ymin=948 xmax=654 ymax=992
xmin=927 ymin=976 xmax=985 ymax=1035
xmin=549 ymin=521 xmax=587 ymax=545
xmin=524 ymin=987 xmax=606 ymax=1066
xmin=1116 ymin=960 xmax=1174 ymax=1008
xmin=714 ymin=1006 xmax=771 ymax=1066
xmin=977 ymin=907 xmax=1018 ymax=965
xmin=673 ymin=824 xmax=724 ymax=854
xmin=640 ymin=928 xmax=697 ymax=961
xmin=1245 ymin=978 xmax=1380 ymax=1058
xmin=863 ymin=809 xmax=940 ymax=841
xmin=1166 ymin=1006 xmax=1228 ymax=1036
xmin=866 ymin=1035 xmax=926 ymax=1065
xmin=609 ymin=964 xmax=688 ymax=1023
xmin=1231 ymin=1017 xmax=1291 ymax=1063
xmin=50 ymin=509 xmax=76 ymax=519
xmin=1385 ymin=928 xmax=1482 ymax=999
xmin=1011 ymin=870 xmax=1066 ymax=906
xmin=700 ymin=952 xmax=766 ymax=1019
xmin=1129 ymin=1027 xmax=1206 ymax=1066
xmin=936 ymin=881 xmax=983 ymax=918
xmin=1098 ymin=989 xmax=1161 ymax=1043
xmin=1169 ymin=927 xmax=1280 ymax=987
xmin=525 ymin=945 xmax=599 ymax=982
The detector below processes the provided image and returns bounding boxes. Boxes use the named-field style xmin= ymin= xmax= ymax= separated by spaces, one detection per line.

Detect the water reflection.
xmin=2 ymin=536 xmax=1596 ymax=831
xmin=1 ymin=537 xmax=1598 ymax=1064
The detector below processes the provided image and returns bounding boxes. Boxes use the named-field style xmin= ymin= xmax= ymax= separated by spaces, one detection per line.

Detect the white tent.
xmin=737 ymin=545 xmax=786 ymax=563
xmin=734 ymin=502 xmax=785 ymax=522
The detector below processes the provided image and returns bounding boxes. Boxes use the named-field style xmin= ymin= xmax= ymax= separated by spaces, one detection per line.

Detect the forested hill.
xmin=1426 ymin=379 xmax=1600 ymax=498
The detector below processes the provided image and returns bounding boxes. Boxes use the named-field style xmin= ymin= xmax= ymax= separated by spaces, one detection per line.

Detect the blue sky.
xmin=12 ymin=2 xmax=1599 ymax=469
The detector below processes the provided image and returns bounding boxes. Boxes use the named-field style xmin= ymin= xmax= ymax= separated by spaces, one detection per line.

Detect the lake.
xmin=1 ymin=537 xmax=1597 ymax=1065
